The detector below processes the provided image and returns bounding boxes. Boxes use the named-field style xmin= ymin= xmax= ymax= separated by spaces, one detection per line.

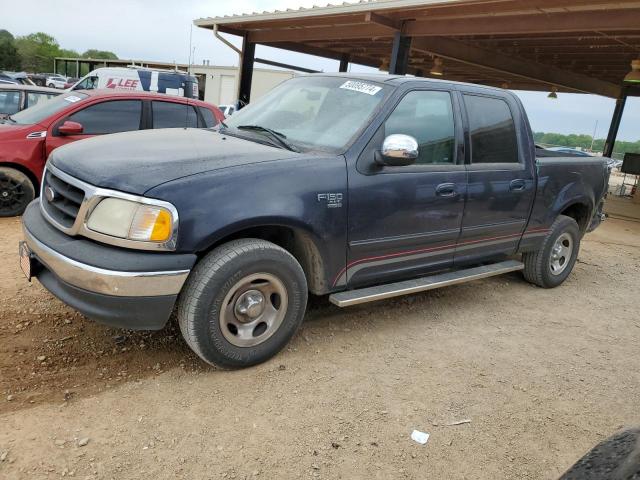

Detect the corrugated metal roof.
xmin=194 ymin=0 xmax=463 ymax=26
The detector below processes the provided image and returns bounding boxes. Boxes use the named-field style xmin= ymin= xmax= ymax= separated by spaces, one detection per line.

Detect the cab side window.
xmin=68 ymin=100 xmax=142 ymax=134
xmin=198 ymin=107 xmax=218 ymax=128
xmin=75 ymin=76 xmax=98 ymax=90
xmin=152 ymin=101 xmax=198 ymax=129
xmin=384 ymin=90 xmax=456 ymax=165
xmin=0 ymin=90 xmax=21 ymax=115
xmin=26 ymin=92 xmax=57 ymax=108
xmin=463 ymin=94 xmax=519 ymax=164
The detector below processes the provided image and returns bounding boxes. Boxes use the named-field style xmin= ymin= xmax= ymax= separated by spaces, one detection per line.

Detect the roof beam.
xmin=411 ymin=36 xmax=621 ymax=97
xmin=248 ymin=24 xmax=393 ymax=43
xmin=364 ymin=12 xmax=401 ymax=31
xmin=267 ymin=42 xmax=382 ymax=70
xmin=404 ymin=9 xmax=640 ymax=37
xmin=247 ymin=8 xmax=639 ymax=43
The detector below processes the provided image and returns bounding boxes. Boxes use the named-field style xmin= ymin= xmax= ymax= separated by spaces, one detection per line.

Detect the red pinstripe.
xmin=331 ymin=227 xmax=550 ymax=287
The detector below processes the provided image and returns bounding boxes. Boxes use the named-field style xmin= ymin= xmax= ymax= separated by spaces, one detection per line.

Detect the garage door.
xmin=219 ymin=75 xmax=236 ymax=104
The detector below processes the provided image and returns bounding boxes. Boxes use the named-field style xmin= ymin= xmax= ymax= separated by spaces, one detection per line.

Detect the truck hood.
xmin=49 ymin=128 xmax=300 ymax=195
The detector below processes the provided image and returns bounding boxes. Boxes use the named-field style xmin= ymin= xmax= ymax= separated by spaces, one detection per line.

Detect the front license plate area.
xmin=19 ymin=241 xmax=33 ymax=281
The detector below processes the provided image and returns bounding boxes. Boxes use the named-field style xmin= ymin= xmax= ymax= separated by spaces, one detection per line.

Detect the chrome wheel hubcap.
xmin=549 ymin=232 xmax=573 ymax=275
xmin=220 ymin=273 xmax=288 ymax=347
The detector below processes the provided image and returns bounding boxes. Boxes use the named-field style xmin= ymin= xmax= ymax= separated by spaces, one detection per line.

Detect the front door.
xmin=46 ymin=99 xmax=143 ymax=157
xmin=455 ymin=92 xmax=536 ymax=265
xmin=341 ymin=89 xmax=467 ymax=289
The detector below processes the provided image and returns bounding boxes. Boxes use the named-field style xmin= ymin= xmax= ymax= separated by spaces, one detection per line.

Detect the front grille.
xmin=41 ymin=169 xmax=85 ymax=228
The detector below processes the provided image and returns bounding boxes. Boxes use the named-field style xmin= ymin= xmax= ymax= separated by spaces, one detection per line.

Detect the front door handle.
xmin=436 ymin=183 xmax=457 ymax=197
xmin=510 ymin=179 xmax=526 ymax=192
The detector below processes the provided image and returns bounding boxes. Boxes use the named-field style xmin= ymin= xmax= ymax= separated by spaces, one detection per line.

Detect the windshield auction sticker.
xmin=339 ymin=80 xmax=382 ymax=96
xmin=64 ymin=95 xmax=83 ymax=103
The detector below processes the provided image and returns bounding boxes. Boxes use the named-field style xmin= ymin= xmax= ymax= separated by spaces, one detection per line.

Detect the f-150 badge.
xmin=317 ymin=193 xmax=343 ymax=208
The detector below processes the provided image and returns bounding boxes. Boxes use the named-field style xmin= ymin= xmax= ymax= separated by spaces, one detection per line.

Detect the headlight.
xmin=87 ymin=198 xmax=176 ymax=244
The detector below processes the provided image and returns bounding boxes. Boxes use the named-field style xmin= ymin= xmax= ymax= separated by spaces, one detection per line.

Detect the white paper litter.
xmin=411 ymin=430 xmax=430 ymax=445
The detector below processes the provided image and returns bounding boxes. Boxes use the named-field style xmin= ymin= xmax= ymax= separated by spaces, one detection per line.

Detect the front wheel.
xmin=522 ymin=215 xmax=580 ymax=288
xmin=0 ymin=167 xmax=35 ymax=217
xmin=177 ymin=239 xmax=308 ymax=368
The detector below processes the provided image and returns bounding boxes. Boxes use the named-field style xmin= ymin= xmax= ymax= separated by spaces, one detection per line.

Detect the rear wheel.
xmin=177 ymin=239 xmax=308 ymax=369
xmin=0 ymin=167 xmax=35 ymax=217
xmin=47 ymin=83 xmax=55 ymax=88
xmin=522 ymin=215 xmax=580 ymax=288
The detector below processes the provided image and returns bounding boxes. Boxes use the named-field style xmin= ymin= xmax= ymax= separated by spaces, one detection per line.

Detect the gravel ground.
xmin=1 ymin=215 xmax=639 ymax=479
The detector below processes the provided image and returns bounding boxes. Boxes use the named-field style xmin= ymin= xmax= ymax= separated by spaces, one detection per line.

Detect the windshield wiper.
xmin=237 ymin=125 xmax=299 ymax=152
xmin=2 ymin=115 xmax=16 ymax=124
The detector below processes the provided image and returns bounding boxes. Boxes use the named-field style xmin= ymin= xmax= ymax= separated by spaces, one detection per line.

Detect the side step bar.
xmin=329 ymin=260 xmax=524 ymax=307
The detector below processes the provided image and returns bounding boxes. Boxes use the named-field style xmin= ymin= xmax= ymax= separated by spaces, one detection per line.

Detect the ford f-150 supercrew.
xmin=20 ymin=74 xmax=609 ymax=368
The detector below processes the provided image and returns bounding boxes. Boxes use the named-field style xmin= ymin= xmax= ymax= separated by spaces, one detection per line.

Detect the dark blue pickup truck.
xmin=20 ymin=74 xmax=609 ymax=368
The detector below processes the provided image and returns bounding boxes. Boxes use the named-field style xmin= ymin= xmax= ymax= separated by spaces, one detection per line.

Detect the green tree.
xmin=534 ymin=131 xmax=640 ymax=156
xmin=82 ymin=49 xmax=118 ymax=60
xmin=59 ymin=48 xmax=80 ymax=58
xmin=15 ymin=32 xmax=60 ymax=72
xmin=0 ymin=29 xmax=21 ymax=70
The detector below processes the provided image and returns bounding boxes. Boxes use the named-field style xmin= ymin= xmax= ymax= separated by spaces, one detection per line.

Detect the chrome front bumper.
xmin=22 ymin=224 xmax=190 ymax=297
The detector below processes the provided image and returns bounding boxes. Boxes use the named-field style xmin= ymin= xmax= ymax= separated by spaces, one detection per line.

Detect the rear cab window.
xmin=463 ymin=94 xmax=519 ymax=164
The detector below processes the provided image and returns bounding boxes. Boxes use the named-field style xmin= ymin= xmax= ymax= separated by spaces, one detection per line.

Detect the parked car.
xmin=0 ymin=90 xmax=224 ymax=216
xmin=63 ymin=77 xmax=79 ymax=89
xmin=19 ymin=74 xmax=609 ymax=368
xmin=218 ymin=104 xmax=236 ymax=117
xmin=70 ymin=67 xmax=199 ymax=98
xmin=0 ymin=84 xmax=61 ymax=119
xmin=546 ymin=146 xmax=593 ymax=157
xmin=46 ymin=74 xmax=68 ymax=89
xmin=0 ymin=72 xmax=35 ymax=85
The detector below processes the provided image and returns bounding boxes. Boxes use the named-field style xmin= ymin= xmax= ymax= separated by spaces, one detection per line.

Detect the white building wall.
xmin=190 ymin=66 xmax=296 ymax=106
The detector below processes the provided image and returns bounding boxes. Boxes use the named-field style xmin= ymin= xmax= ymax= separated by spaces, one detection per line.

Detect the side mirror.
xmin=58 ymin=121 xmax=83 ymax=136
xmin=375 ymin=134 xmax=419 ymax=167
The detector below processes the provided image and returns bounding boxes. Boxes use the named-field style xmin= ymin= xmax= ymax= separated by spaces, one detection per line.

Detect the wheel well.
xmin=199 ymin=225 xmax=328 ymax=295
xmin=561 ymin=203 xmax=590 ymax=232
xmin=0 ymin=163 xmax=40 ymax=197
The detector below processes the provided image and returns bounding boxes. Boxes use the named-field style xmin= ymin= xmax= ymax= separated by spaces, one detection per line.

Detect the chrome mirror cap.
xmin=378 ymin=134 xmax=419 ymax=166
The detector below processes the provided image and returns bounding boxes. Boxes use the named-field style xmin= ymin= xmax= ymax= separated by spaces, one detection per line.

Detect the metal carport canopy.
xmin=195 ymin=0 xmax=640 ymax=99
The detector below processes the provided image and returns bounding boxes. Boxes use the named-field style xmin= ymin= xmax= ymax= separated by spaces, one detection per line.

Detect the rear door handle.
xmin=510 ymin=179 xmax=526 ymax=192
xmin=436 ymin=183 xmax=457 ymax=197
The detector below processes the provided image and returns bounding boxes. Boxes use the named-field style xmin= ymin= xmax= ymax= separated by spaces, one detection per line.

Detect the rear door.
xmin=150 ymin=100 xmax=199 ymax=129
xmin=455 ymin=91 xmax=535 ymax=265
xmin=344 ymin=88 xmax=467 ymax=288
xmin=46 ymin=99 xmax=143 ymax=156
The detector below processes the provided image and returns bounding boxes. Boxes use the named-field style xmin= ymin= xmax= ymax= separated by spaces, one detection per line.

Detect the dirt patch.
xmin=1 ymin=216 xmax=639 ymax=479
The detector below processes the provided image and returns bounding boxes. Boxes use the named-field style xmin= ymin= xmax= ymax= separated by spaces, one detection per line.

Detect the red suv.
xmin=0 ymin=90 xmax=225 ymax=216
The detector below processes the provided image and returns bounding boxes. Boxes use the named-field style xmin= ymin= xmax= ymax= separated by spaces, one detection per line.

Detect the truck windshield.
xmin=223 ymin=76 xmax=390 ymax=153
xmin=10 ymin=92 xmax=88 ymax=125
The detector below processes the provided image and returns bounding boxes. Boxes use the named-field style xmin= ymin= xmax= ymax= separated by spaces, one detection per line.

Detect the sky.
xmin=3 ymin=0 xmax=639 ymax=142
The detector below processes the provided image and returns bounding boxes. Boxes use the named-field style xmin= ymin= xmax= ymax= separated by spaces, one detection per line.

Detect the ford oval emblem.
xmin=44 ymin=186 xmax=56 ymax=202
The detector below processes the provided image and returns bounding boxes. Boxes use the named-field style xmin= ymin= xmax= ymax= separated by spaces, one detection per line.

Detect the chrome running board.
xmin=329 ymin=260 xmax=524 ymax=307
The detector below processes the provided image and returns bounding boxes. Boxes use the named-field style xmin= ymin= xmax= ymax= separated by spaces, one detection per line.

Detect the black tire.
xmin=177 ymin=239 xmax=308 ymax=369
xmin=522 ymin=215 xmax=580 ymax=288
xmin=0 ymin=167 xmax=36 ymax=217
xmin=47 ymin=83 xmax=55 ymax=88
